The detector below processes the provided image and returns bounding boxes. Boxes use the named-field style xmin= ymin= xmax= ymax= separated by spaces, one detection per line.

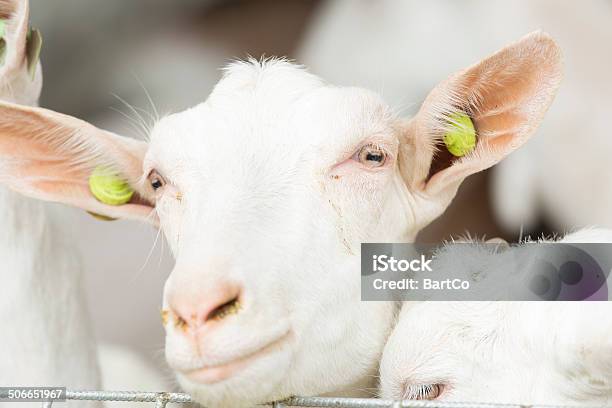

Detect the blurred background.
xmin=28 ymin=0 xmax=612 ymax=377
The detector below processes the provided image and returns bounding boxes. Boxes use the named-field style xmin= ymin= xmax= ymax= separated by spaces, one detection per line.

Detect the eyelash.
xmin=402 ymin=383 xmax=444 ymax=400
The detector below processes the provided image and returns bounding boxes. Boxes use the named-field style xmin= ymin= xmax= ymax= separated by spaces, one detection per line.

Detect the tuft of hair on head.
xmin=214 ymin=55 xmax=324 ymax=100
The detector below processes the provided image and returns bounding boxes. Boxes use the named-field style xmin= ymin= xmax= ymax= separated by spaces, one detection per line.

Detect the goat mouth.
xmin=181 ymin=332 xmax=290 ymax=385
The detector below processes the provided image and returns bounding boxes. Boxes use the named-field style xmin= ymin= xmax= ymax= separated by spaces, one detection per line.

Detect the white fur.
xmin=0 ymin=2 xmax=166 ymax=406
xmin=0 ymin=4 xmax=101 ymax=406
xmin=0 ymin=189 xmax=102 ymax=408
xmin=153 ymin=59 xmax=400 ymax=407
xmin=380 ymin=228 xmax=612 ymax=405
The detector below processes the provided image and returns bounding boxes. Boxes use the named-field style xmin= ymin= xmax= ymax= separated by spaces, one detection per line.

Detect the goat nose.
xmin=166 ymin=282 xmax=242 ymax=332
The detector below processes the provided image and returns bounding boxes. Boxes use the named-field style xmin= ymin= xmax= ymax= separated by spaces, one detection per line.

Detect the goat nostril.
xmin=206 ymin=296 xmax=241 ymax=322
xmin=174 ymin=315 xmax=189 ymax=332
xmin=160 ymin=309 xmax=169 ymax=326
xmin=166 ymin=284 xmax=242 ymax=331
xmin=161 ymin=308 xmax=189 ymax=332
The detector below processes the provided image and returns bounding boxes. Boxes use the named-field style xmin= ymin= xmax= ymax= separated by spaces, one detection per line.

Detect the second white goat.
xmin=381 ymin=228 xmax=612 ymax=405
xmin=0 ymin=2 xmax=166 ymax=406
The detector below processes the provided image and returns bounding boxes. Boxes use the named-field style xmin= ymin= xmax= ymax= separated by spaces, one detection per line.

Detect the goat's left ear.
xmin=399 ymin=31 xmax=562 ymax=206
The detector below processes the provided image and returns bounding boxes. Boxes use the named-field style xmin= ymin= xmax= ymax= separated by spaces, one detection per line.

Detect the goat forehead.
xmin=147 ymin=60 xmax=394 ymax=180
xmin=149 ymin=96 xmax=394 ymax=178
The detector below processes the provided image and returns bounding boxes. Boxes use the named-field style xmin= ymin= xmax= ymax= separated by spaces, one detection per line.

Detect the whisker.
xmin=128 ymin=223 xmax=163 ymax=284
xmin=157 ymin=226 xmax=166 ymax=273
xmin=111 ymin=92 xmax=153 ymax=141
xmin=109 ymin=106 xmax=150 ymax=141
xmin=391 ymin=95 xmax=418 ymax=118
xmin=132 ymin=71 xmax=160 ymax=123
xmin=132 ymin=105 xmax=157 ymax=125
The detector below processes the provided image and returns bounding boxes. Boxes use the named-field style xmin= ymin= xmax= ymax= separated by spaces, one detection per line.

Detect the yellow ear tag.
xmin=443 ymin=112 xmax=477 ymax=157
xmin=88 ymin=166 xmax=134 ymax=206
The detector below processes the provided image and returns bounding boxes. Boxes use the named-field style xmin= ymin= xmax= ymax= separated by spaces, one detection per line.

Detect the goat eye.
xmin=356 ymin=144 xmax=387 ymax=168
xmin=147 ymin=170 xmax=166 ymax=191
xmin=402 ymin=383 xmax=444 ymax=400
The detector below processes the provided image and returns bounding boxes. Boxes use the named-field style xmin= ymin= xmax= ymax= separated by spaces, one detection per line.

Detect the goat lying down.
xmin=381 ymin=228 xmax=612 ymax=405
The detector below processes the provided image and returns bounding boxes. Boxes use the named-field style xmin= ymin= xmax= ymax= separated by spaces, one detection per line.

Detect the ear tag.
xmin=25 ymin=27 xmax=42 ymax=79
xmin=89 ymin=166 xmax=134 ymax=205
xmin=0 ymin=20 xmax=7 ymax=66
xmin=87 ymin=166 xmax=134 ymax=221
xmin=443 ymin=112 xmax=477 ymax=157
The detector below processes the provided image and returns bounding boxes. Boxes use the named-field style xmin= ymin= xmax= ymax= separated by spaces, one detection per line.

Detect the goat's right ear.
xmin=0 ymin=102 xmax=158 ymax=224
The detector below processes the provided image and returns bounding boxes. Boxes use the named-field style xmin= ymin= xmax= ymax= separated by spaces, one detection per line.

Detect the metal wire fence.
xmin=19 ymin=390 xmax=607 ymax=408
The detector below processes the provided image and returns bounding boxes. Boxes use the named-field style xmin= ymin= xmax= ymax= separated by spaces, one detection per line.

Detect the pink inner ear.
xmin=421 ymin=31 xmax=563 ymax=197
xmin=0 ymin=102 xmax=157 ymax=224
xmin=6 ymin=152 xmax=158 ymax=224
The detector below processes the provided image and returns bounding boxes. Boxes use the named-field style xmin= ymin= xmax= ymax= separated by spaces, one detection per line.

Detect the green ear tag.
xmin=25 ymin=27 xmax=42 ymax=79
xmin=0 ymin=20 xmax=6 ymax=66
xmin=443 ymin=112 xmax=477 ymax=157
xmin=88 ymin=166 xmax=134 ymax=206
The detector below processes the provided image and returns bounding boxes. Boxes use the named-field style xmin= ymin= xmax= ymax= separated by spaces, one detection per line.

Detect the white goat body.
xmin=380 ymin=228 xmax=612 ymax=405
xmin=0 ymin=2 xmax=166 ymax=406
xmin=0 ymin=2 xmax=101 ymax=405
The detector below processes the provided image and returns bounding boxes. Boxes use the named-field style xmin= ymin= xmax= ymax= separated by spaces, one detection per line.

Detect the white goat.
xmin=0 ymin=28 xmax=561 ymax=408
xmin=298 ymin=0 xmax=612 ymax=233
xmin=380 ymin=228 xmax=612 ymax=405
xmin=0 ymin=2 xmax=165 ymax=406
xmin=0 ymin=2 xmax=101 ymax=405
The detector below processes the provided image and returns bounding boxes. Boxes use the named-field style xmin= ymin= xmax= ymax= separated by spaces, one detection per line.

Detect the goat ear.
xmin=0 ymin=102 xmax=157 ymax=224
xmin=399 ymin=31 xmax=562 ymax=205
